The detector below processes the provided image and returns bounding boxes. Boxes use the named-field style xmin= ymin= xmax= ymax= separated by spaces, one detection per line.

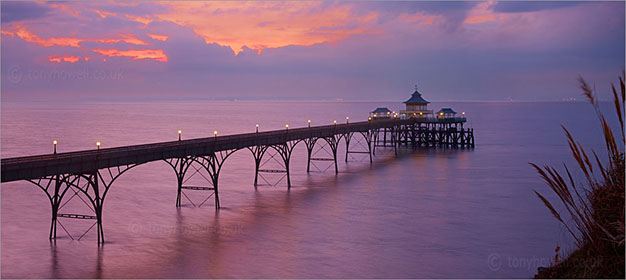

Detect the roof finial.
xmin=415 ymin=84 xmax=418 ymax=91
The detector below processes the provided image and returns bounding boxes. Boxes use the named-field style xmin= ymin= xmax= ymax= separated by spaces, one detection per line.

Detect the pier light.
xmin=308 ymin=119 xmax=311 ymax=128
xmin=256 ymin=124 xmax=259 ymax=133
xmin=53 ymin=140 xmax=58 ymax=154
xmin=214 ymin=130 xmax=218 ymax=138
xmin=178 ymin=130 xmax=182 ymax=141
xmin=419 ymin=112 xmax=423 ymax=116
xmin=368 ymin=116 xmax=372 ymax=121
xmin=285 ymin=124 xmax=289 ymax=131
xmin=96 ymin=141 xmax=101 ymax=150
xmin=333 ymin=120 xmax=337 ymax=126
xmin=462 ymin=112 xmax=466 ymax=115
xmin=440 ymin=112 xmax=444 ymax=116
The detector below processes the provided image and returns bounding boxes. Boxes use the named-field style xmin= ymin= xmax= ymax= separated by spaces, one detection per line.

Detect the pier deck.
xmin=1 ymin=117 xmax=474 ymax=243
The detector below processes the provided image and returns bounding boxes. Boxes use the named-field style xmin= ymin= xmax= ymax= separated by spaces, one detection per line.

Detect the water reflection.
xmin=5 ymin=101 xmax=610 ymax=278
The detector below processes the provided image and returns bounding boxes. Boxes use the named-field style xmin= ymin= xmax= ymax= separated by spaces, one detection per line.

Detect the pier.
xmin=2 ymin=116 xmax=473 ymax=243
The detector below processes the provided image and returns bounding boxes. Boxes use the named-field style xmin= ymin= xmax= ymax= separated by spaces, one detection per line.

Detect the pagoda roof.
xmin=437 ymin=108 xmax=457 ymax=114
xmin=404 ymin=89 xmax=430 ymax=104
xmin=371 ymin=107 xmax=392 ymax=114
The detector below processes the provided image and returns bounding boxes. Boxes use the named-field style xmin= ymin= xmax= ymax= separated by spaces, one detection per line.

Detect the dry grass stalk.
xmin=532 ymin=72 xmax=625 ymax=278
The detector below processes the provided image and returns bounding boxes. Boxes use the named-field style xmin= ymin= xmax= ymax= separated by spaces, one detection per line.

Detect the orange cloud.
xmin=48 ymin=55 xmax=81 ymax=63
xmin=464 ymin=1 xmax=506 ymax=24
xmin=93 ymin=9 xmax=116 ymax=18
xmin=15 ymin=26 xmax=82 ymax=47
xmin=92 ymin=48 xmax=168 ymax=62
xmin=4 ymin=25 xmax=165 ymax=63
xmin=147 ymin=33 xmax=169 ymax=41
xmin=10 ymin=25 xmax=149 ymax=47
xmin=126 ymin=15 xmax=154 ymax=25
xmin=113 ymin=34 xmax=150 ymax=45
xmin=1 ymin=30 xmax=15 ymax=38
xmin=48 ymin=2 xmax=81 ymax=17
xmin=155 ymin=2 xmax=378 ymax=55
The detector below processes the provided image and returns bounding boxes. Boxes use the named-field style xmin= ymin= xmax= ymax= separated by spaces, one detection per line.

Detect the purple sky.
xmin=1 ymin=1 xmax=624 ymax=102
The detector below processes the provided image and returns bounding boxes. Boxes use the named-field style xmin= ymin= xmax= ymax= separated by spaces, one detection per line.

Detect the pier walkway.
xmin=1 ymin=117 xmax=474 ymax=243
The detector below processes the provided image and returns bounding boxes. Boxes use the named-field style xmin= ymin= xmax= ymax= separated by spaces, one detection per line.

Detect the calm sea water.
xmin=1 ymin=100 xmax=618 ymax=278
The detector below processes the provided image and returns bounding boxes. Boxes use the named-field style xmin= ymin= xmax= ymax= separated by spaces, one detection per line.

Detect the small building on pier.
xmin=400 ymin=86 xmax=433 ymax=118
xmin=370 ymin=107 xmax=393 ymax=119
xmin=436 ymin=108 xmax=457 ymax=119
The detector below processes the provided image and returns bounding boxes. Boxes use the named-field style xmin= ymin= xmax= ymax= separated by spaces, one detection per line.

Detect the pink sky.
xmin=1 ymin=1 xmax=624 ymax=101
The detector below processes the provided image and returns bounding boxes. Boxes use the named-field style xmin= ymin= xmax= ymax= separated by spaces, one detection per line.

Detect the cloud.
xmin=3 ymin=24 xmax=164 ymax=62
xmin=1 ymin=1 xmax=51 ymax=23
xmin=491 ymin=1 xmax=582 ymax=13
xmin=1 ymin=1 xmax=623 ymax=102
xmin=48 ymin=55 xmax=81 ymax=63
xmin=147 ymin=33 xmax=169 ymax=41
xmin=154 ymin=2 xmax=380 ymax=55
xmin=463 ymin=1 xmax=506 ymax=24
xmin=350 ymin=1 xmax=478 ymax=31
xmin=91 ymin=48 xmax=168 ymax=62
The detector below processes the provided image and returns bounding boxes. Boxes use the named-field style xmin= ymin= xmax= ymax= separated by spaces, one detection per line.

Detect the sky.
xmin=1 ymin=1 xmax=624 ymax=102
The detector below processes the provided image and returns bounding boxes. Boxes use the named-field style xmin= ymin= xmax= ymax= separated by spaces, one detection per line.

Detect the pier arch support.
xmin=27 ymin=163 xmax=138 ymax=244
xmin=164 ymin=149 xmax=238 ymax=209
xmin=250 ymin=140 xmax=301 ymax=189
xmin=343 ymin=131 xmax=373 ymax=163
